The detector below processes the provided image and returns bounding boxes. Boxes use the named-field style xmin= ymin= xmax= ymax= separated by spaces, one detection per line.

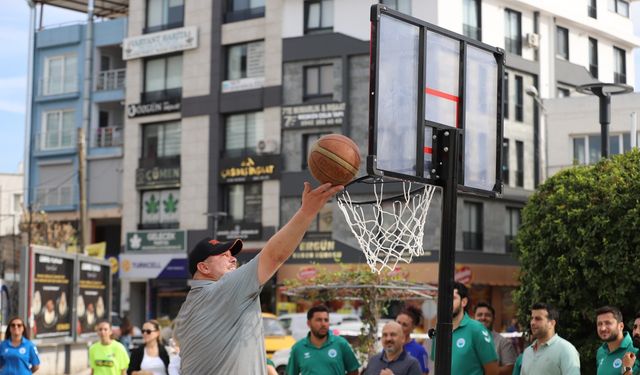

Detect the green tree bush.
xmin=514 ymin=149 xmax=640 ymax=374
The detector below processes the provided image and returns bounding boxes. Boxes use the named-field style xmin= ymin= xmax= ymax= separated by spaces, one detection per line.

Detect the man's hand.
xmin=380 ymin=369 xmax=395 ymax=375
xmin=623 ymin=351 xmax=636 ymax=369
xmin=300 ymin=182 xmax=344 ymax=216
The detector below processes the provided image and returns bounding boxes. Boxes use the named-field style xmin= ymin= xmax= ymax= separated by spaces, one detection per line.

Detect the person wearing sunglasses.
xmin=127 ymin=320 xmax=169 ymax=375
xmin=89 ymin=320 xmax=130 ymax=375
xmin=0 ymin=317 xmax=40 ymax=374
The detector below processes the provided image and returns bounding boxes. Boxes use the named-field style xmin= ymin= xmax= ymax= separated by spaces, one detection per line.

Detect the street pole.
xmin=598 ymin=94 xmax=611 ymax=158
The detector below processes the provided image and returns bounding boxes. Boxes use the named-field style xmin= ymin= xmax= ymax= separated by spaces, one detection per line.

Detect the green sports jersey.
xmin=596 ymin=332 xmax=639 ymax=375
xmin=88 ymin=340 xmax=129 ymax=375
xmin=431 ymin=313 xmax=498 ymax=375
xmin=287 ymin=332 xmax=360 ymax=375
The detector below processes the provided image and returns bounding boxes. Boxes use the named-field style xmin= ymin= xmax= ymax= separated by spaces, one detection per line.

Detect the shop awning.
xmin=34 ymin=0 xmax=128 ymax=18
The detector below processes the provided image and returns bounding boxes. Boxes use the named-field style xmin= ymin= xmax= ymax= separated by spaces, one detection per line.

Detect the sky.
xmin=1 ymin=3 xmax=640 ymax=174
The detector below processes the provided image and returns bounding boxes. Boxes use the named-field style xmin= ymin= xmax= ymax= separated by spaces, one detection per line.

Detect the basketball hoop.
xmin=337 ymin=175 xmax=437 ymax=274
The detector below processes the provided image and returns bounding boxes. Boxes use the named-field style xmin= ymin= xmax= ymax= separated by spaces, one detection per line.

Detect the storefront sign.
xmin=77 ymin=261 xmax=110 ymax=337
xmin=123 ymin=26 xmax=198 ymax=60
xmin=127 ymin=99 xmax=181 ymax=118
xmin=136 ymin=165 xmax=181 ymax=188
xmin=216 ymin=222 xmax=262 ymax=241
xmin=119 ymin=253 xmax=188 ymax=279
xmin=282 ymin=102 xmax=346 ymax=128
xmin=221 ymin=76 xmax=265 ymax=93
xmin=455 ymin=265 xmax=473 ymax=285
xmin=31 ymin=253 xmax=73 ymax=339
xmin=219 ymin=155 xmax=282 ymax=183
xmin=290 ymin=235 xmax=343 ymax=262
xmin=126 ymin=230 xmax=186 ymax=252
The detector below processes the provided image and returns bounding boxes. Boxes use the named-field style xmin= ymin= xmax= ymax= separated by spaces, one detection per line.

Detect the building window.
xmin=145 ymin=0 xmax=184 ymax=33
xmin=614 ymin=47 xmax=626 ymax=84
xmin=463 ymin=0 xmax=481 ymax=40
xmin=13 ymin=194 xmax=22 ymax=213
xmin=515 ymin=75 xmax=523 ymax=122
xmin=304 ymin=65 xmax=333 ymax=102
xmin=142 ymin=122 xmax=181 ymax=159
xmin=557 ymin=87 xmax=571 ymax=97
xmin=224 ymin=41 xmax=265 ymax=92
xmin=515 ymin=140 xmax=524 ymax=187
xmin=556 ymin=26 xmax=569 ymax=60
xmin=140 ymin=189 xmax=180 ymax=229
xmin=225 ymin=183 xmax=262 ymax=223
xmin=573 ymin=137 xmax=586 ymax=165
xmin=503 ymin=73 xmax=509 ymax=119
xmin=588 ymin=0 xmax=597 ymax=18
xmin=608 ymin=0 xmax=629 ymax=17
xmin=143 ymin=54 xmax=182 ymax=103
xmin=310 ymin=203 xmax=333 ymax=232
xmin=381 ymin=0 xmax=411 ymax=14
xmin=505 ymin=207 xmax=521 ymax=252
xmin=225 ymin=0 xmax=265 ymax=22
xmin=589 ymin=38 xmax=598 ymax=78
xmin=463 ymin=201 xmax=483 ymax=251
xmin=224 ymin=112 xmax=264 ymax=157
xmin=501 ymin=138 xmax=509 ymax=185
xmin=305 ymin=0 xmax=333 ymax=34
xmin=302 ymin=132 xmax=331 ymax=169
xmin=504 ymin=9 xmax=521 ymax=55
xmin=41 ymin=110 xmax=75 ymax=150
xmin=573 ymin=133 xmax=632 ymax=164
xmin=43 ymin=54 xmax=77 ymax=95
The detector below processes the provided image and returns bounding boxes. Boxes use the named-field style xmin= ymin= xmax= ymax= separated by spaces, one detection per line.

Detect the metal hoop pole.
xmin=434 ymin=128 xmax=459 ymax=375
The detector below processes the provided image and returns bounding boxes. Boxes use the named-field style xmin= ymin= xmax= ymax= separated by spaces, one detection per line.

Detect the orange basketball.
xmin=308 ymin=134 xmax=361 ymax=186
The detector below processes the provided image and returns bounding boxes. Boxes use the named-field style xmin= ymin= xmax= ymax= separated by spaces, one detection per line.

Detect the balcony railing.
xmin=36 ymin=130 xmax=77 ymax=151
xmin=225 ymin=6 xmax=265 ymax=22
xmin=36 ymin=186 xmax=74 ymax=207
xmin=614 ymin=72 xmax=627 ymax=84
xmin=141 ymin=88 xmax=182 ymax=104
xmin=504 ymin=36 xmax=522 ymax=55
xmin=95 ymin=69 xmax=125 ymax=91
xmin=463 ymin=24 xmax=481 ymax=40
xmin=92 ymin=126 xmax=123 ymax=148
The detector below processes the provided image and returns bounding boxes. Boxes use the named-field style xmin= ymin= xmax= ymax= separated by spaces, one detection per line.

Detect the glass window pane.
xmin=618 ymin=0 xmax=629 ymax=16
xmin=143 ymin=124 xmax=160 ymax=158
xmin=147 ymin=0 xmax=164 ymax=28
xmin=163 ymin=122 xmax=181 ymax=156
xmin=145 ymin=58 xmax=166 ymax=92
xmin=227 ymin=45 xmax=246 ymax=80
xmin=246 ymin=42 xmax=264 ymax=78
xmin=244 ymin=183 xmax=262 ymax=223
xmin=166 ymin=55 xmax=183 ymax=89
xmin=64 ymin=55 xmax=77 ymax=92
xmin=623 ymin=133 xmax=631 ymax=152
xmin=168 ymin=0 xmax=184 ymax=25
xmin=229 ymin=185 xmax=244 ymax=221
xmin=321 ymin=0 xmax=333 ymax=28
xmin=305 ymin=67 xmax=319 ymax=95
xmin=250 ymin=0 xmax=265 ymax=8
xmin=573 ymin=138 xmax=586 ymax=164
xmin=609 ymin=135 xmax=620 ymax=155
xmin=225 ymin=114 xmax=246 ymax=150
xmin=246 ymin=112 xmax=264 ymax=150
xmin=588 ymin=135 xmax=601 ymax=163
xmin=307 ymin=3 xmax=320 ymax=29
xmin=320 ymin=65 xmax=333 ymax=94
xmin=47 ymin=57 xmax=63 ymax=94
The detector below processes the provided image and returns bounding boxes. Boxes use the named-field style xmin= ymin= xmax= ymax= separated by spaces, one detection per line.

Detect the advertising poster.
xmin=32 ymin=253 xmax=73 ymax=338
xmin=78 ymin=261 xmax=109 ymax=337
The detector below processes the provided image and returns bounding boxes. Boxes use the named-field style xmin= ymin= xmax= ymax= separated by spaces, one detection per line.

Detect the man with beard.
xmin=363 ymin=321 xmax=421 ymax=375
xmin=474 ymin=302 xmax=518 ymax=375
xmin=521 ymin=303 xmax=580 ymax=375
xmin=287 ymin=305 xmax=359 ymax=375
xmin=595 ymin=306 xmax=638 ymax=375
xmin=431 ymin=282 xmax=499 ymax=375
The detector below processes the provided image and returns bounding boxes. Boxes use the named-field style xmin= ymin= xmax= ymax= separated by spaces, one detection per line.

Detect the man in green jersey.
xmin=287 ymin=305 xmax=360 ymax=375
xmin=595 ymin=306 xmax=638 ymax=375
xmin=431 ymin=282 xmax=499 ymax=375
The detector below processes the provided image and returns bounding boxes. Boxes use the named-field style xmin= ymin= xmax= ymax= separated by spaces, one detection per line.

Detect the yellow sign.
xmin=108 ymin=256 xmax=119 ymax=275
xmin=85 ymin=242 xmax=107 ymax=258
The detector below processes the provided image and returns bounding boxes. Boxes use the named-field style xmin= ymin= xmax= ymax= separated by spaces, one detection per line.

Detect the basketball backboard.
xmin=368 ymin=5 xmax=504 ymax=196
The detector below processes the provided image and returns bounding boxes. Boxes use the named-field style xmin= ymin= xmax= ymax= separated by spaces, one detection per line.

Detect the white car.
xmin=278 ymin=312 xmax=361 ymax=340
xmin=271 ymin=348 xmax=291 ymax=375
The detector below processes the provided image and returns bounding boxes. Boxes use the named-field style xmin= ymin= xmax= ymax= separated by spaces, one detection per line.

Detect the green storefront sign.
xmin=126 ymin=230 xmax=186 ymax=252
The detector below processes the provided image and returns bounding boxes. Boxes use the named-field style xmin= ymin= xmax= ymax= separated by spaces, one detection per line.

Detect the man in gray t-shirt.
xmin=175 ymin=182 xmax=343 ymax=375
xmin=474 ymin=302 xmax=518 ymax=375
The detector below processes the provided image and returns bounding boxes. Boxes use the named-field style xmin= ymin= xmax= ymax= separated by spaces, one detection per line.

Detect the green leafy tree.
xmin=514 ymin=149 xmax=640 ymax=374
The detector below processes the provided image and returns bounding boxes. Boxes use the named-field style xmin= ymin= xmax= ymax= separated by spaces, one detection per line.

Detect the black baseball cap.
xmin=188 ymin=237 xmax=243 ymax=276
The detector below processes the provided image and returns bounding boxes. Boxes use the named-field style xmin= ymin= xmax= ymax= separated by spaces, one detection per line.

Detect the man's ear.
xmin=196 ymin=261 xmax=207 ymax=275
xmin=461 ymin=297 xmax=469 ymax=310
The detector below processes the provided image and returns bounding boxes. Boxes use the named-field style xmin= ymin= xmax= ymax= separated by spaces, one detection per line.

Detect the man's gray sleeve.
xmin=498 ymin=337 xmax=518 ymax=365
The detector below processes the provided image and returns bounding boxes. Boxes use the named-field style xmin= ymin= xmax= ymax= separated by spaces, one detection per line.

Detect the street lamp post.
xmin=525 ymin=85 xmax=547 ymax=183
xmin=576 ymin=83 xmax=633 ymax=158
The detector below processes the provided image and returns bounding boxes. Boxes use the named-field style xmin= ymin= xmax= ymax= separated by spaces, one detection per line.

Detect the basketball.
xmin=308 ymin=134 xmax=361 ymax=186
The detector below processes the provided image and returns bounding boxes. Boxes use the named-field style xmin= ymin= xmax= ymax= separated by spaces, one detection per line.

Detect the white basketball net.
xmin=337 ymin=179 xmax=437 ymax=274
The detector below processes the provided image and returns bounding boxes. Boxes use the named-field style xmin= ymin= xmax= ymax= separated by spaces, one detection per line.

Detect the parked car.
xmin=278 ymin=312 xmax=361 ymax=340
xmin=263 ymin=313 xmax=296 ymax=359
xmin=271 ymin=348 xmax=290 ymax=375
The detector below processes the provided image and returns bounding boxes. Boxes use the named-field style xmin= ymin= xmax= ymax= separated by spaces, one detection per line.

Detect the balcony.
xmin=95 ymin=69 xmax=125 ymax=91
xmin=36 ymin=185 xmax=74 ymax=207
xmin=504 ymin=37 xmax=522 ymax=55
xmin=91 ymin=126 xmax=123 ymax=148
xmin=36 ymin=130 xmax=76 ymax=151
xmin=141 ymin=88 xmax=182 ymax=104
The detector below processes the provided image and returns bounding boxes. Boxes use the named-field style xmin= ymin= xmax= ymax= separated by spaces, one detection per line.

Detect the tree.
xmin=514 ymin=149 xmax=640 ymax=374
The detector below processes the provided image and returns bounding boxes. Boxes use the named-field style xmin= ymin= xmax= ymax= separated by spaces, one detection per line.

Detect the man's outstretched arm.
xmin=258 ymin=182 xmax=343 ymax=284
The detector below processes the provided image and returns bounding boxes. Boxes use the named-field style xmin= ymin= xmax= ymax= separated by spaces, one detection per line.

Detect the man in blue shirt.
xmin=396 ymin=306 xmax=429 ymax=374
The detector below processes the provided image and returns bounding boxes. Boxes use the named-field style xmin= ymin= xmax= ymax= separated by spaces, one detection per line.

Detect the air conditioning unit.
xmin=256 ymin=138 xmax=279 ymax=154
xmin=526 ymin=33 xmax=540 ymax=49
